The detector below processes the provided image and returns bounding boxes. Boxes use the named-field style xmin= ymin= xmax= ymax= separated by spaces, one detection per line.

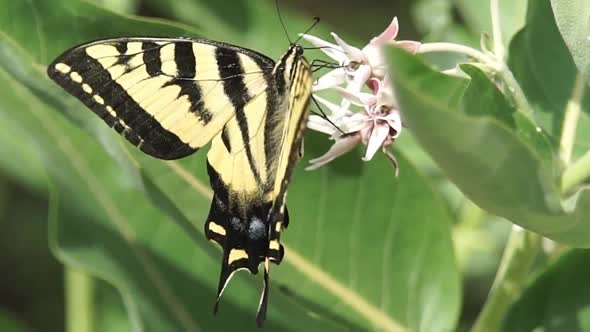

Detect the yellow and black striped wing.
xmin=47 ymin=37 xmax=275 ymax=160
xmin=202 ymin=45 xmax=312 ymax=325
xmin=48 ymin=38 xmax=312 ymax=326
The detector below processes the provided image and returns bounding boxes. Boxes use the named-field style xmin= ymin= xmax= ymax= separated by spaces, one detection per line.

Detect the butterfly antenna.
xmin=276 ymin=0 xmax=293 ymax=44
xmin=311 ymin=96 xmax=346 ymax=135
xmin=310 ymin=59 xmax=342 ymax=73
xmin=294 ymin=17 xmax=320 ymax=45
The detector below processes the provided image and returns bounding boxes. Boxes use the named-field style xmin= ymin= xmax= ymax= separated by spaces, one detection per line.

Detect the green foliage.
xmin=388 ymin=46 xmax=590 ymax=246
xmin=1 ymin=0 xmax=590 ymax=331
xmin=0 ymin=0 xmax=460 ymax=331
xmin=387 ymin=0 xmax=590 ymax=330
xmin=503 ymin=250 xmax=590 ymax=332
xmin=0 ymin=310 xmax=33 ymax=332
xmin=551 ymin=0 xmax=590 ymax=79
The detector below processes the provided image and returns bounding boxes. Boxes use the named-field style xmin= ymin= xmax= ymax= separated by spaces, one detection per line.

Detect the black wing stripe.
xmin=142 ymin=41 xmax=162 ymax=76
xmin=171 ymin=41 xmax=213 ymax=124
xmin=215 ymin=47 xmax=262 ymax=185
xmin=261 ymin=67 xmax=279 ymax=174
xmin=175 ymin=41 xmax=196 ymax=78
xmin=48 ymin=51 xmax=195 ymax=160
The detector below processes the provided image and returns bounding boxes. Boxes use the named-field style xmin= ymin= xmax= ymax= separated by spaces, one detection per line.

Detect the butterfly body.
xmin=47 ymin=37 xmax=312 ymax=325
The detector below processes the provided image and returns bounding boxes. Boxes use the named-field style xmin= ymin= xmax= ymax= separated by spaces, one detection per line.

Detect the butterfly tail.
xmin=256 ymin=258 xmax=271 ymax=327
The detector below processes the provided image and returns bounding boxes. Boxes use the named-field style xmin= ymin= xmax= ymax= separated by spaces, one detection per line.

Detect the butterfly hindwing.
xmin=203 ymin=44 xmax=312 ymax=324
xmin=48 ymin=37 xmax=312 ymax=326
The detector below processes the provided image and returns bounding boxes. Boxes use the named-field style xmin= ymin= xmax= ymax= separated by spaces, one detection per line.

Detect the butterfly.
xmin=47 ymin=36 xmax=312 ymax=325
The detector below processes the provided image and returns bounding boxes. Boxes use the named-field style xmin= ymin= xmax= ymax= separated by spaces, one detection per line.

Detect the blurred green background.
xmin=0 ymin=0 xmax=514 ymax=331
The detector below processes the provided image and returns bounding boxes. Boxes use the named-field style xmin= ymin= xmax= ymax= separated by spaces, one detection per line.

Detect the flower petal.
xmin=299 ymin=34 xmax=346 ymax=62
xmin=312 ymin=68 xmax=346 ymax=92
xmin=383 ymin=111 xmax=402 ymax=136
xmin=363 ymin=123 xmax=390 ymax=161
xmin=367 ymin=78 xmax=380 ymax=94
xmin=331 ymin=33 xmax=366 ymax=63
xmin=346 ymin=64 xmax=372 ymax=92
xmin=334 ymin=86 xmax=376 ymax=106
xmin=371 ymin=17 xmax=399 ymax=45
xmin=395 ymin=40 xmax=421 ymax=54
xmin=313 ymin=94 xmax=342 ymax=115
xmin=361 ymin=44 xmax=388 ymax=79
xmin=338 ymin=112 xmax=369 ymax=133
xmin=337 ymin=64 xmax=373 ymax=112
xmin=306 ymin=134 xmax=361 ymax=170
xmin=307 ymin=114 xmax=338 ymax=135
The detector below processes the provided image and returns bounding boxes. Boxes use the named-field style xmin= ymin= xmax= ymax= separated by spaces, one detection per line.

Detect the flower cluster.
xmin=302 ymin=17 xmax=420 ymax=175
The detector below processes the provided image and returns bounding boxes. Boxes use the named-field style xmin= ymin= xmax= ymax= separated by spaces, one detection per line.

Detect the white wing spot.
xmin=54 ymin=63 xmax=71 ymax=74
xmin=82 ymin=84 xmax=93 ymax=94
xmin=93 ymin=95 xmax=105 ymax=105
xmin=105 ymin=106 xmax=117 ymax=117
xmin=70 ymin=71 xmax=83 ymax=83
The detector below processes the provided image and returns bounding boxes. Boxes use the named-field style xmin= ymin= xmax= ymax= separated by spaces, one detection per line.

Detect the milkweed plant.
xmin=304 ymin=0 xmax=590 ymax=330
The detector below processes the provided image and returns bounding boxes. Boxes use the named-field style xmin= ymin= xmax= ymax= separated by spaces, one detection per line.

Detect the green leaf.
xmin=503 ymin=250 xmax=590 ymax=332
xmin=0 ymin=0 xmax=201 ymax=65
xmin=141 ymin=0 xmax=323 ymax=60
xmin=0 ymin=0 xmax=461 ymax=330
xmin=550 ymin=0 xmax=590 ymax=79
xmin=412 ymin=0 xmax=453 ymax=36
xmin=0 ymin=311 xmax=33 ymax=332
xmin=507 ymin=0 xmax=590 ymax=142
xmin=92 ymin=0 xmax=139 ymax=14
xmin=454 ymin=0 xmax=527 ymax=47
xmin=387 ymin=46 xmax=590 ymax=247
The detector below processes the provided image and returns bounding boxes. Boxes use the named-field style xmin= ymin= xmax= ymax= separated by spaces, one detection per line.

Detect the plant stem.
xmin=490 ymin=0 xmax=505 ymax=60
xmin=458 ymin=198 xmax=485 ymax=228
xmin=562 ymin=149 xmax=590 ymax=194
xmin=453 ymin=199 xmax=486 ymax=270
xmin=559 ymin=73 xmax=587 ymax=194
xmin=418 ymin=42 xmax=495 ymax=66
xmin=66 ymin=267 xmax=95 ymax=332
xmin=470 ymin=227 xmax=542 ymax=332
xmin=417 ymin=42 xmax=533 ymax=116
xmin=560 ymin=73 xmax=586 ymax=166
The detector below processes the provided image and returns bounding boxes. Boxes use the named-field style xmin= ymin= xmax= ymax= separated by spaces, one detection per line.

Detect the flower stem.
xmin=470 ymin=227 xmax=542 ymax=332
xmin=417 ymin=42 xmax=532 ymax=116
xmin=418 ymin=42 xmax=495 ymax=66
xmin=490 ymin=0 xmax=505 ymax=60
xmin=66 ymin=267 xmax=95 ymax=332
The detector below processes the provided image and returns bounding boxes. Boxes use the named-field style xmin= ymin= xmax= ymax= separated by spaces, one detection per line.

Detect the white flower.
xmin=306 ymin=79 xmax=402 ymax=175
xmin=303 ymin=17 xmax=418 ymax=175
xmin=301 ymin=17 xmax=420 ymax=94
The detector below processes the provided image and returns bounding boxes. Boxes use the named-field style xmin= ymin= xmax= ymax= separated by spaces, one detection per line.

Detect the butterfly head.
xmin=273 ymin=44 xmax=310 ymax=100
xmin=285 ymin=43 xmax=305 ymax=59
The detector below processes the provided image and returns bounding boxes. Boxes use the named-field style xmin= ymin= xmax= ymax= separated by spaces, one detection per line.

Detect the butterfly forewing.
xmin=47 ymin=37 xmax=312 ymax=326
xmin=47 ymin=38 xmax=275 ymax=160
